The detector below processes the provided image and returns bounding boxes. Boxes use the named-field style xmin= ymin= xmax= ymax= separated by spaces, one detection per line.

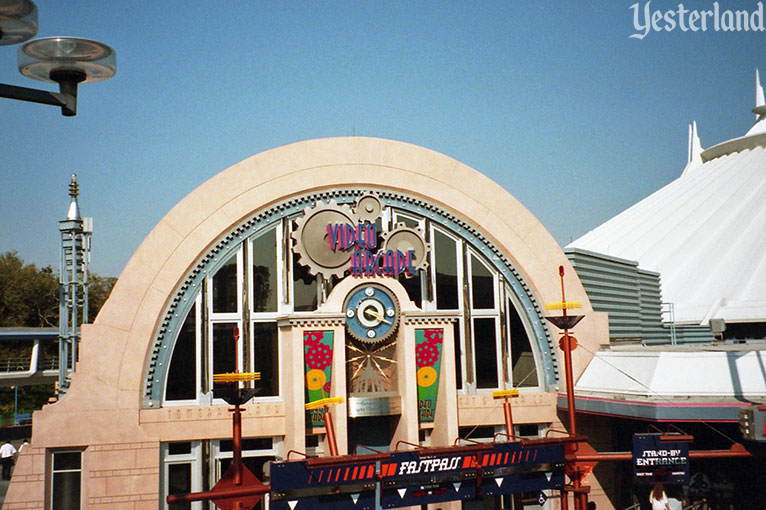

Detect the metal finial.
xmin=66 ymin=173 xmax=80 ymax=220
xmin=68 ymin=173 xmax=78 ymax=198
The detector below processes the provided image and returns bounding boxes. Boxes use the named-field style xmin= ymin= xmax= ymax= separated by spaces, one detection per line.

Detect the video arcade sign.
xmin=291 ymin=196 xmax=431 ymax=280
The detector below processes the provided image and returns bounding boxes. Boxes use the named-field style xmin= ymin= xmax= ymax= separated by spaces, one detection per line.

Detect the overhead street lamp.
xmin=0 ymin=0 xmax=115 ymax=116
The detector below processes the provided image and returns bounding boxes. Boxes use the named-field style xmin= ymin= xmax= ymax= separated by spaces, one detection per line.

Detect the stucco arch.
xmin=34 ymin=137 xmax=605 ymax=444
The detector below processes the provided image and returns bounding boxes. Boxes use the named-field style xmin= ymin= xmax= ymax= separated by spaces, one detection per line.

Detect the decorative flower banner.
xmin=415 ymin=328 xmax=443 ymax=422
xmin=304 ymin=330 xmax=334 ymax=427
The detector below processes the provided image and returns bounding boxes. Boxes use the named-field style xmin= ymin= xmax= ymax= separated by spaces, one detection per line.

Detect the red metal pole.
xmin=562 ymin=335 xmax=578 ymax=438
xmin=232 ymin=405 xmax=243 ymax=485
xmin=503 ymin=398 xmax=514 ymax=436
xmin=167 ymin=484 xmax=269 ymax=504
xmin=324 ymin=405 xmax=339 ymax=456
xmin=558 ymin=266 xmax=585 ymax=510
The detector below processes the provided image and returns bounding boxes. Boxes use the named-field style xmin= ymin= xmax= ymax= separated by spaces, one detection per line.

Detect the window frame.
xmin=49 ymin=449 xmax=84 ymax=510
xmin=160 ymin=441 xmax=204 ymax=510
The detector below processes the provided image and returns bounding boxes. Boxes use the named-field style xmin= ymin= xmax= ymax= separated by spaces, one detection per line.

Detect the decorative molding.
xmin=403 ymin=313 xmax=458 ymax=325
xmin=277 ymin=315 xmax=345 ymax=328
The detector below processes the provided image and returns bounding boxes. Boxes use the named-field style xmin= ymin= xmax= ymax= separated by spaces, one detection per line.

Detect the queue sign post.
xmin=545 ymin=266 xmax=590 ymax=510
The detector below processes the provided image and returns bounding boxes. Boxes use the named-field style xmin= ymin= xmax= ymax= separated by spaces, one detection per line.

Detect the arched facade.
xmin=4 ymin=137 xmax=608 ymax=510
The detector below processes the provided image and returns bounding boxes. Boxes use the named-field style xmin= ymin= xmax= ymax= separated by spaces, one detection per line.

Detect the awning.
xmin=558 ymin=346 xmax=766 ymax=422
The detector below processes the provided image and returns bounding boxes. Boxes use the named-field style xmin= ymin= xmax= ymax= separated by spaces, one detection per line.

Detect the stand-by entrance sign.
xmin=632 ymin=434 xmax=689 ymax=485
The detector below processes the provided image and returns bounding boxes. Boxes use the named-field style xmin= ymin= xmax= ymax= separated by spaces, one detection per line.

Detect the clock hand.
xmin=363 ymin=308 xmax=391 ymax=325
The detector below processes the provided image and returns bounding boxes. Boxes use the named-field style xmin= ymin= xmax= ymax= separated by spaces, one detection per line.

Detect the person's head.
xmin=588 ymin=501 xmax=597 ymax=510
xmin=652 ymin=484 xmax=665 ymax=500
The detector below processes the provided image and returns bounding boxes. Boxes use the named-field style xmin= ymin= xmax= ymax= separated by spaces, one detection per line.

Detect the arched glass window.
xmin=164 ymin=225 xmax=284 ymax=404
xmin=159 ymin=192 xmax=550 ymax=406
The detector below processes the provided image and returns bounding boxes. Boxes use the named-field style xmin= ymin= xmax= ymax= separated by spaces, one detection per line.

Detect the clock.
xmin=343 ymin=283 xmax=400 ymax=343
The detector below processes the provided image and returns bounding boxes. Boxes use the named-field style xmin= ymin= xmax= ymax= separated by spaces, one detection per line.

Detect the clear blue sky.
xmin=2 ymin=0 xmax=765 ymax=277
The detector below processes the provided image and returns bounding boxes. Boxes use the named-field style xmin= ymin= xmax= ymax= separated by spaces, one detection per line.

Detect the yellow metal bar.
xmin=305 ymin=397 xmax=344 ymax=410
xmin=212 ymin=372 xmax=261 ymax=383
xmin=492 ymin=389 xmax=520 ymax=399
xmin=544 ymin=301 xmax=583 ymax=310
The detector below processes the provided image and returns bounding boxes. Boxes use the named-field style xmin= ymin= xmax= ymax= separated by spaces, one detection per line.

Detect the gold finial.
xmin=69 ymin=173 xmax=79 ymax=199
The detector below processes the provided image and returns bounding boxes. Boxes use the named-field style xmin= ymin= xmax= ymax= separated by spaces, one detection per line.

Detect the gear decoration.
xmin=380 ymin=223 xmax=431 ymax=274
xmin=353 ymin=192 xmax=383 ymax=223
xmin=344 ymin=283 xmax=400 ymax=344
xmin=291 ymin=200 xmax=355 ymax=279
xmin=303 ymin=331 xmax=324 ymax=347
xmin=305 ymin=342 xmax=333 ymax=370
xmin=416 ymin=341 xmax=439 ymax=367
xmin=423 ymin=328 xmax=443 ymax=344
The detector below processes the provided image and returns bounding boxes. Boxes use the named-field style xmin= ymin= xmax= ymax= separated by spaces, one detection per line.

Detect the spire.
xmin=682 ymin=121 xmax=703 ymax=177
xmin=66 ymin=173 xmax=80 ymax=220
xmin=755 ymin=68 xmax=765 ymax=121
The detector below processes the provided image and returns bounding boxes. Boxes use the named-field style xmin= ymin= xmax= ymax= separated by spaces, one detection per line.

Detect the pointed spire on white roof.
xmin=755 ymin=68 xmax=764 ymax=120
xmin=746 ymin=68 xmax=766 ymax=136
xmin=681 ymin=121 xmax=703 ymax=177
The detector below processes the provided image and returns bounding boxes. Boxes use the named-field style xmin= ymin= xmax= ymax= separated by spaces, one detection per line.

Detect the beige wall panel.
xmin=75 ymin=323 xmax=129 ymax=387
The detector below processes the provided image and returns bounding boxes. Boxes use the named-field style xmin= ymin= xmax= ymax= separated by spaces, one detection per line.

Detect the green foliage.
xmin=0 ymin=252 xmax=58 ymax=327
xmin=87 ymin=273 xmax=117 ymax=322
xmin=0 ymin=251 xmax=116 ymax=327
xmin=0 ymin=384 xmax=53 ymax=423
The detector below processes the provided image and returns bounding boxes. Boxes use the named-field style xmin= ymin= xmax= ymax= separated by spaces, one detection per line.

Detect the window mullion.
xmin=461 ymin=240 xmax=474 ymax=389
xmin=201 ymin=278 xmax=210 ymax=397
xmin=242 ymin=240 xmax=252 ymax=381
xmin=499 ymin=278 xmax=510 ymax=387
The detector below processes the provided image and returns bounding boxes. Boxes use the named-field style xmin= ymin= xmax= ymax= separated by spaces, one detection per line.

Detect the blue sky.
xmin=2 ymin=1 xmax=765 ymax=277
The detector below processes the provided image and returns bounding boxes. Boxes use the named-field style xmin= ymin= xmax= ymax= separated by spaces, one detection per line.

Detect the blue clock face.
xmin=344 ymin=283 xmax=400 ymax=343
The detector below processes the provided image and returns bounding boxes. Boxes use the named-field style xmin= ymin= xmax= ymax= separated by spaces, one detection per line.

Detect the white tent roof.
xmin=569 ymin=74 xmax=766 ymax=326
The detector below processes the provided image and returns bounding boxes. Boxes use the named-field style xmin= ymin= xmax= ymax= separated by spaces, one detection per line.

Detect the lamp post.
xmin=0 ymin=0 xmax=115 ymax=116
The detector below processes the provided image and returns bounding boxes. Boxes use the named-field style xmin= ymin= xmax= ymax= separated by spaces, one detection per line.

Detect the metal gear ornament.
xmin=380 ymin=223 xmax=431 ymax=274
xmin=353 ymin=192 xmax=383 ymax=223
xmin=343 ymin=283 xmax=400 ymax=344
xmin=291 ymin=200 xmax=355 ymax=279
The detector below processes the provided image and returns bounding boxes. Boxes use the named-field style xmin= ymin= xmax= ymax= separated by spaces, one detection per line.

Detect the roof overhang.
xmin=559 ymin=347 xmax=766 ymax=422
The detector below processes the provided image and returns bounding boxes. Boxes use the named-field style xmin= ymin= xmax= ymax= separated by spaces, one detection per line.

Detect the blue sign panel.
xmin=379 ymin=450 xmax=478 ymax=508
xmin=479 ymin=442 xmax=566 ymax=498
xmin=270 ymin=459 xmax=377 ymax=510
xmin=633 ymin=434 xmax=690 ymax=485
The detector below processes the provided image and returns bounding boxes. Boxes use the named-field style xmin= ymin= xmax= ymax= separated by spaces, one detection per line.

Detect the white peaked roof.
xmin=569 ymin=72 xmax=766 ymax=326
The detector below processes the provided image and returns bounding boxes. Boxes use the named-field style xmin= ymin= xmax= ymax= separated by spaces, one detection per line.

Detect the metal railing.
xmin=0 ymin=355 xmax=58 ymax=373
xmin=0 ymin=357 xmax=31 ymax=373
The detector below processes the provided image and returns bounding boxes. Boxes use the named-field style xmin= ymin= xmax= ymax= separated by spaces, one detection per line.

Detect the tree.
xmin=0 ymin=251 xmax=116 ymax=327
xmin=0 ymin=252 xmax=58 ymax=327
xmin=87 ymin=273 xmax=117 ymax=322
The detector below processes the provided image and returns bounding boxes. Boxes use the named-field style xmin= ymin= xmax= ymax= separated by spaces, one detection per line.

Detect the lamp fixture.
xmin=0 ymin=0 xmax=115 ymax=116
